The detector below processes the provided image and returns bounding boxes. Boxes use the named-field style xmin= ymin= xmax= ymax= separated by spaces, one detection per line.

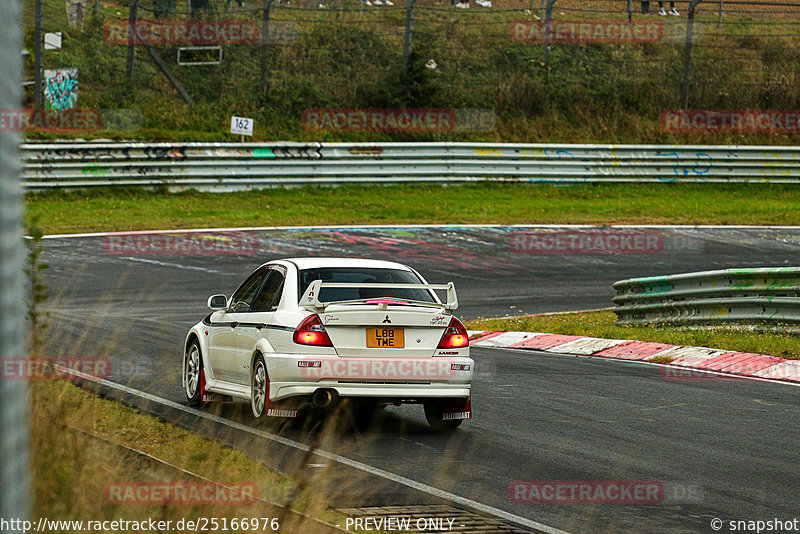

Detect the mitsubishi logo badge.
xmin=383 ymin=315 xmax=391 ymax=323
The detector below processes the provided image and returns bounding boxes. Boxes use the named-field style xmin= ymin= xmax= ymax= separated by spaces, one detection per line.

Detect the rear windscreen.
xmin=298 ymin=267 xmax=437 ymax=303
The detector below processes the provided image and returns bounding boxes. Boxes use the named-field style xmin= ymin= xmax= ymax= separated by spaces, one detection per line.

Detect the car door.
xmin=207 ymin=268 xmax=269 ymax=385
xmin=231 ymin=267 xmax=287 ymax=384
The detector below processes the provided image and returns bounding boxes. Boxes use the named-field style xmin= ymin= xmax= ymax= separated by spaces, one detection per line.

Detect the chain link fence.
xmin=18 ymin=0 xmax=800 ymax=140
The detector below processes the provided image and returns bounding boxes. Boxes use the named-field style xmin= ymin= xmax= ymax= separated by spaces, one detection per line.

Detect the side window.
xmin=251 ymin=270 xmax=285 ymax=312
xmin=230 ymin=270 xmax=268 ymax=313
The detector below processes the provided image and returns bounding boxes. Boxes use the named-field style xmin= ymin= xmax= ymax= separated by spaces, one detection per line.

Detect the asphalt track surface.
xmin=41 ymin=225 xmax=800 ymax=534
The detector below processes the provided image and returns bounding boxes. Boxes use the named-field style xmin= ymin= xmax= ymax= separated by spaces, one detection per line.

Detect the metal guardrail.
xmin=21 ymin=142 xmax=800 ymax=189
xmin=613 ymin=267 xmax=800 ymax=325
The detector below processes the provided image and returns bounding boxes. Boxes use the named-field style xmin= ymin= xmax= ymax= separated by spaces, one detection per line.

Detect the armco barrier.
xmin=613 ymin=267 xmax=800 ymax=325
xmin=21 ymin=142 xmax=800 ymax=189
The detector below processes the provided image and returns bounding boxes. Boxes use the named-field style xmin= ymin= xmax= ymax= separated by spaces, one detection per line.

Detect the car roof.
xmin=275 ymin=257 xmax=415 ymax=271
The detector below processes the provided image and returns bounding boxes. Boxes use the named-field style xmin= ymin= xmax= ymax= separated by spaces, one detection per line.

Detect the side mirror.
xmin=207 ymin=294 xmax=228 ymax=311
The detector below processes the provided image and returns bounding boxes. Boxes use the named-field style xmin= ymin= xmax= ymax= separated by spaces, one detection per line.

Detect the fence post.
xmin=681 ymin=0 xmax=702 ymax=109
xmin=126 ymin=0 xmax=138 ymax=79
xmin=544 ymin=0 xmax=556 ymax=64
xmin=259 ymin=0 xmax=273 ymax=94
xmin=0 ymin=0 xmax=33 ymax=527
xmin=34 ymin=0 xmax=43 ymax=109
xmin=626 ymin=0 xmax=632 ymax=24
xmin=718 ymin=0 xmax=723 ymax=29
xmin=402 ymin=0 xmax=416 ymax=75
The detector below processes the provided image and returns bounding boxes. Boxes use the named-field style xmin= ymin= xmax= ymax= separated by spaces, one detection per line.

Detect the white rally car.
xmin=183 ymin=258 xmax=473 ymax=430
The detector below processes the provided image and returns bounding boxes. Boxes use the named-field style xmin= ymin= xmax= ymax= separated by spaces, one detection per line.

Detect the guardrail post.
xmin=0 ymin=0 xmax=33 ymax=524
xmin=680 ymin=0 xmax=703 ymax=109
xmin=259 ymin=0 xmax=273 ymax=94
xmin=402 ymin=0 xmax=416 ymax=75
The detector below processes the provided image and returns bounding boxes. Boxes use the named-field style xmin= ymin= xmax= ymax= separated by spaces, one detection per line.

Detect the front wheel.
xmin=184 ymin=341 xmax=203 ymax=406
xmin=251 ymin=355 xmax=269 ymax=418
xmin=424 ymin=402 xmax=463 ymax=432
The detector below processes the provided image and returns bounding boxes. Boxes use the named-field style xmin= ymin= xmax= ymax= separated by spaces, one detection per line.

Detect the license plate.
xmin=366 ymin=327 xmax=405 ymax=348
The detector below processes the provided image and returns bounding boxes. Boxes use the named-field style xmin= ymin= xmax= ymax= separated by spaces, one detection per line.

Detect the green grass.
xmin=32 ymin=380 xmax=352 ymax=531
xmin=26 ymin=182 xmax=800 ymax=234
xmin=466 ymin=310 xmax=800 ymax=359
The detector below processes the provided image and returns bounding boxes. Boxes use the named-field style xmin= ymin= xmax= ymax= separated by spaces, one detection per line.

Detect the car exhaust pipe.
xmin=312 ymin=388 xmax=337 ymax=408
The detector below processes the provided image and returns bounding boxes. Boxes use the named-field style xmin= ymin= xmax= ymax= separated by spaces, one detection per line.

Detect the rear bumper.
xmin=271 ymin=381 xmax=471 ymax=402
xmin=266 ymin=353 xmax=473 ymax=402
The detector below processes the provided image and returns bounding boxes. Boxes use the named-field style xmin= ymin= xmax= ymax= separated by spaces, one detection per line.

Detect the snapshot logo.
xmin=1 ymin=108 xmax=102 ymax=132
xmin=509 ymin=480 xmax=664 ymax=505
xmin=298 ymin=358 xmax=464 ymax=381
xmin=103 ymin=232 xmax=260 ymax=256
xmin=104 ymin=482 xmax=257 ymax=506
xmin=661 ymin=109 xmax=800 ymax=134
xmin=509 ymin=230 xmax=663 ymax=255
xmin=509 ymin=20 xmax=663 ymax=43
xmin=1 ymin=357 xmax=112 ymax=381
xmin=104 ymin=20 xmax=260 ymax=44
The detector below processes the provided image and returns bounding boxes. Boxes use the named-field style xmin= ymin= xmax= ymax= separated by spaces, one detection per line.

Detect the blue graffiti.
xmin=44 ymin=69 xmax=79 ymax=111
xmin=654 ymin=151 xmax=713 ymax=178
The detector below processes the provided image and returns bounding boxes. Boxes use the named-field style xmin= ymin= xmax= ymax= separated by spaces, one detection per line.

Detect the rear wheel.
xmin=184 ymin=341 xmax=203 ymax=406
xmin=251 ymin=355 xmax=268 ymax=418
xmin=424 ymin=402 xmax=463 ymax=432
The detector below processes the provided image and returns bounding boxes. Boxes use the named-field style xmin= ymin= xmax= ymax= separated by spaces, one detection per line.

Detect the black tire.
xmin=184 ymin=341 xmax=203 ymax=406
xmin=251 ymin=354 xmax=268 ymax=419
xmin=424 ymin=403 xmax=463 ymax=432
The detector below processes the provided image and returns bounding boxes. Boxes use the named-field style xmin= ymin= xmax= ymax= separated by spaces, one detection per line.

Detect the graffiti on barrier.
xmin=44 ymin=68 xmax=79 ymax=111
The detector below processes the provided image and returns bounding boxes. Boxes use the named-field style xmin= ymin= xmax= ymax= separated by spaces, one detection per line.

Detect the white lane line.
xmin=116 ymin=256 xmax=225 ymax=274
xmin=42 ymin=223 xmax=800 ymax=239
xmin=66 ymin=369 xmax=570 ymax=534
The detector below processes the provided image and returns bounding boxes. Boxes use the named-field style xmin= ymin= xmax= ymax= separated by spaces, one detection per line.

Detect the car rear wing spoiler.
xmin=300 ymin=281 xmax=459 ymax=312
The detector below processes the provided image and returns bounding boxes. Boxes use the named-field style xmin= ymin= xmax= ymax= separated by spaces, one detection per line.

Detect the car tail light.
xmin=437 ymin=317 xmax=469 ymax=349
xmin=293 ymin=314 xmax=333 ymax=347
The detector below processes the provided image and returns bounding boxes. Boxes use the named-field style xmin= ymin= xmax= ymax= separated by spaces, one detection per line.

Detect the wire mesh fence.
xmin=17 ymin=0 xmax=800 ymax=140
